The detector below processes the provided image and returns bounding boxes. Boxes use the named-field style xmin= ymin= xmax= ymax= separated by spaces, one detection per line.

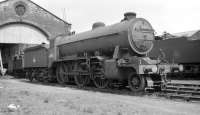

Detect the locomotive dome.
xmin=92 ymin=22 xmax=105 ymax=30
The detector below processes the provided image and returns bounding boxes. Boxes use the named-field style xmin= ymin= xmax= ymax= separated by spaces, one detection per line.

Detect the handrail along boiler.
xmin=47 ymin=12 xmax=182 ymax=92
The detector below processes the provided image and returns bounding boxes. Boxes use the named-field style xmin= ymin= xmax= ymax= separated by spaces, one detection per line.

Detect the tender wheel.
xmin=35 ymin=71 xmax=44 ymax=82
xmin=93 ymin=76 xmax=109 ymax=89
xmin=25 ymin=71 xmax=29 ymax=79
xmin=128 ymin=73 xmax=146 ymax=92
xmin=29 ymin=71 xmax=35 ymax=82
xmin=25 ymin=71 xmax=33 ymax=82
xmin=56 ymin=64 xmax=66 ymax=84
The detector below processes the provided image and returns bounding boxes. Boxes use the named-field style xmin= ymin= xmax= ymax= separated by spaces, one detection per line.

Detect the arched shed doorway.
xmin=0 ymin=23 xmax=49 ymax=44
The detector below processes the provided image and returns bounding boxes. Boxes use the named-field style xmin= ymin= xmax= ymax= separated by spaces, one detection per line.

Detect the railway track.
xmin=41 ymin=79 xmax=200 ymax=102
xmin=16 ymin=77 xmax=200 ymax=103
xmin=158 ymin=81 xmax=200 ymax=102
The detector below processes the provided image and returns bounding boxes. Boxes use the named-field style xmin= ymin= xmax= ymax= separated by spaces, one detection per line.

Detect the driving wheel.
xmin=56 ymin=64 xmax=67 ymax=84
xmin=128 ymin=73 xmax=146 ymax=92
xmin=93 ymin=76 xmax=109 ymax=89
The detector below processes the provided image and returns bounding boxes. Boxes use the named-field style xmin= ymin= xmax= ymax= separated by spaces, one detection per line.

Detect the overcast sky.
xmin=14 ymin=0 xmax=200 ymax=35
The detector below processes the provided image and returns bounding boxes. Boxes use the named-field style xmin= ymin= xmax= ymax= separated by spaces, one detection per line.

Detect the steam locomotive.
xmin=23 ymin=12 xmax=181 ymax=92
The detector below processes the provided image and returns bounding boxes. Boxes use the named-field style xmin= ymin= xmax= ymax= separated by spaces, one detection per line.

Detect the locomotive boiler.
xmin=50 ymin=12 xmax=179 ymax=92
xmin=56 ymin=13 xmax=154 ymax=57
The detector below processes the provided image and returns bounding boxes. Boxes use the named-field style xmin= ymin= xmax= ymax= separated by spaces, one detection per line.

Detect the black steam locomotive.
xmin=22 ymin=12 xmax=181 ymax=92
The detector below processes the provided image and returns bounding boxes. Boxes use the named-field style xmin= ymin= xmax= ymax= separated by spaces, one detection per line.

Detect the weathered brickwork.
xmin=0 ymin=0 xmax=71 ymax=40
xmin=0 ymin=0 xmax=71 ymax=72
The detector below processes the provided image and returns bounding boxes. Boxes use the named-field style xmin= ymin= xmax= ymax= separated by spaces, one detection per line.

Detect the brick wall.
xmin=0 ymin=0 xmax=71 ymax=40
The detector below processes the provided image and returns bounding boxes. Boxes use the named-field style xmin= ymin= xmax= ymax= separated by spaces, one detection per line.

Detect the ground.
xmin=0 ymin=76 xmax=200 ymax=115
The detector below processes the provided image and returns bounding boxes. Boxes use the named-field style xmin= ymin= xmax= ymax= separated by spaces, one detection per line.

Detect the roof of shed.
xmin=160 ymin=30 xmax=200 ymax=40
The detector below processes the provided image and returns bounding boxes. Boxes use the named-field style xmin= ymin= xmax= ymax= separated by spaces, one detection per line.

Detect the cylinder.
xmin=55 ymin=18 xmax=154 ymax=58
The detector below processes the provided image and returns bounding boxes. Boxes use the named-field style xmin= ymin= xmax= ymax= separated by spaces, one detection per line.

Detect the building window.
xmin=15 ymin=4 xmax=26 ymax=16
xmin=14 ymin=1 xmax=27 ymax=16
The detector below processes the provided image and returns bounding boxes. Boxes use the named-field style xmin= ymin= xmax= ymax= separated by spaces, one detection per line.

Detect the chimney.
xmin=124 ymin=12 xmax=136 ymax=20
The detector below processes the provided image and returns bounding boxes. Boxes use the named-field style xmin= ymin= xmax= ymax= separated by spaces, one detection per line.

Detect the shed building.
xmin=0 ymin=0 xmax=71 ymax=72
